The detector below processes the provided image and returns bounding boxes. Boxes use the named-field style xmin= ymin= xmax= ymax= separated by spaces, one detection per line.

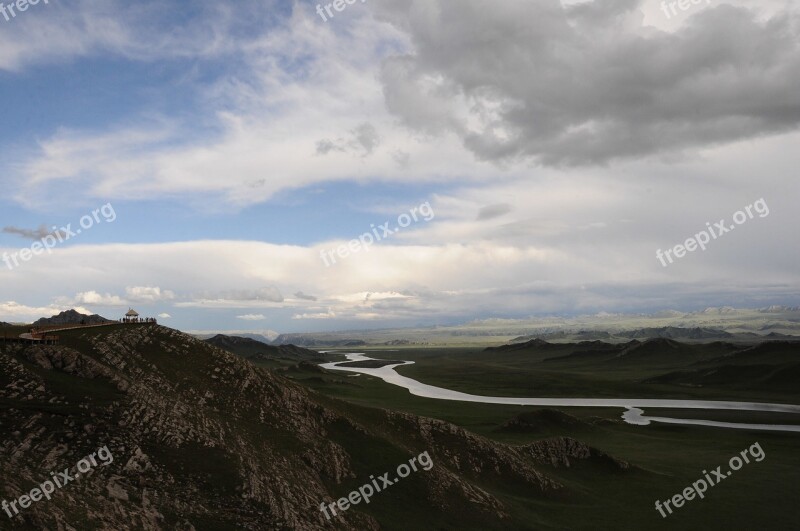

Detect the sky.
xmin=1 ymin=0 xmax=799 ymax=334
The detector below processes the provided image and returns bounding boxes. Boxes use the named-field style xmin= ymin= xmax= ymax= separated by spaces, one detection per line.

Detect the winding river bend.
xmin=321 ymin=353 xmax=800 ymax=433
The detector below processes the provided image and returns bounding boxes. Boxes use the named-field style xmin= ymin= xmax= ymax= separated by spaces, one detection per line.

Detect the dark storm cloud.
xmin=477 ymin=203 xmax=513 ymax=221
xmin=3 ymin=225 xmax=54 ymax=240
xmin=376 ymin=0 xmax=800 ymax=165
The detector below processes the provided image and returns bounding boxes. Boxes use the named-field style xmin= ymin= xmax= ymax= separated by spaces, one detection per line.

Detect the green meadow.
xmin=285 ymin=342 xmax=800 ymax=530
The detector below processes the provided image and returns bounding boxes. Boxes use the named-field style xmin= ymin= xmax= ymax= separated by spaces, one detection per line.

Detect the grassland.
xmin=285 ymin=342 xmax=800 ymax=530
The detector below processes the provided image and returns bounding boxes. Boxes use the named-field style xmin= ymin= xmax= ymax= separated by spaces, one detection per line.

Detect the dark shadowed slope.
xmin=205 ymin=333 xmax=325 ymax=362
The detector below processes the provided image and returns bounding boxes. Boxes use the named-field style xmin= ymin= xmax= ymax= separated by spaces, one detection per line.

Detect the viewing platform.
xmin=1 ymin=309 xmax=159 ymax=346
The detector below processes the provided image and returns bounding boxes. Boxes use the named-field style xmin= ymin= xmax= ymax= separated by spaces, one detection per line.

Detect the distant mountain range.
xmin=189 ymin=330 xmax=279 ymax=344
xmin=484 ymin=337 xmax=800 ymax=393
xmin=237 ymin=306 xmax=800 ymax=347
xmin=232 ymin=332 xmax=279 ymax=344
xmin=510 ymin=326 xmax=797 ymax=344
xmin=271 ymin=333 xmax=367 ymax=347
xmin=33 ymin=309 xmax=113 ymax=326
xmin=510 ymin=327 xmax=730 ymax=343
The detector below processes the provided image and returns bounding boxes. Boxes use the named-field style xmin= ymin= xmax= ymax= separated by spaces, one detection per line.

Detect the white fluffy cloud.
xmin=237 ymin=314 xmax=267 ymax=321
xmin=5 ymin=0 xmax=798 ymax=212
xmin=0 ymin=301 xmax=93 ymax=322
xmin=125 ymin=286 xmax=176 ymax=302
xmin=54 ymin=287 xmax=175 ymax=307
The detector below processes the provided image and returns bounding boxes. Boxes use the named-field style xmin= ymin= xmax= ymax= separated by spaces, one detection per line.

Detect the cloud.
xmin=315 ymin=139 xmax=346 ymax=155
xmin=0 ymin=301 xmax=93 ymax=322
xmin=4 ymin=6 xmax=493 ymax=210
xmin=392 ymin=150 xmax=410 ymax=168
xmin=68 ymin=291 xmax=128 ymax=306
xmin=375 ymin=1 xmax=800 ymax=165
xmin=0 ymin=0 xmax=262 ymax=72
xmin=292 ymin=309 xmax=337 ymax=320
xmin=237 ymin=314 xmax=267 ymax=321
xmin=0 ymin=202 xmax=798 ymax=329
xmin=316 ymin=122 xmax=381 ymax=157
xmin=476 ymin=203 xmax=513 ymax=221
xmin=55 ymin=286 xmax=175 ymax=307
xmin=158 ymin=313 xmax=172 ymax=319
xmin=294 ymin=291 xmax=318 ymax=301
xmin=125 ymin=286 xmax=176 ymax=302
xmin=350 ymin=123 xmax=381 ymax=156
xmin=178 ymin=287 xmax=284 ymax=308
xmin=2 ymin=225 xmax=55 ymax=240
xmin=8 ymin=1 xmax=800 ymax=213
xmin=196 ymin=287 xmax=283 ymax=303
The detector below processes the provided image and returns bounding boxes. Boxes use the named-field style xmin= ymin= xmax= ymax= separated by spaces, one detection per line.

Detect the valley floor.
xmin=284 ymin=343 xmax=800 ymax=530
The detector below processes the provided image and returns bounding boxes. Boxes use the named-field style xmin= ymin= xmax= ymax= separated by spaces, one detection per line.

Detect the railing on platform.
xmin=1 ymin=318 xmax=158 ymax=346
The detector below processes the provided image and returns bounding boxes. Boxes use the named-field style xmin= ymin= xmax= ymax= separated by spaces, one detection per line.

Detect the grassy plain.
xmin=286 ymin=343 xmax=800 ymax=530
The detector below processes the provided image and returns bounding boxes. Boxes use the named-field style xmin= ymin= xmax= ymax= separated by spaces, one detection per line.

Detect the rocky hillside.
xmin=0 ymin=325 xmax=635 ymax=530
xmin=33 ymin=309 xmax=113 ymax=326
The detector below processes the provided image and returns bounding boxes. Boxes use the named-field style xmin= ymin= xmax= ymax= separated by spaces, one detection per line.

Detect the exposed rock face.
xmin=519 ymin=437 xmax=631 ymax=470
xmin=33 ymin=309 xmax=113 ymax=326
xmin=0 ymin=326 xmax=574 ymax=529
xmin=383 ymin=412 xmax=564 ymax=500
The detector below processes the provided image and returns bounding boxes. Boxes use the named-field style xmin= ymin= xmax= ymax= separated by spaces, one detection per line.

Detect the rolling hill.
xmin=204 ymin=334 xmax=325 ymax=363
xmin=33 ymin=309 xmax=113 ymax=326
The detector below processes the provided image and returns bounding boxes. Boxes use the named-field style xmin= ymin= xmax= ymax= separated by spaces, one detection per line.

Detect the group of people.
xmin=120 ymin=317 xmax=157 ymax=324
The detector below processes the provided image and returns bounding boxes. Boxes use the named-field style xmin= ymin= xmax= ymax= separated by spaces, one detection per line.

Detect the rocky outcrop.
xmin=519 ymin=437 xmax=631 ymax=470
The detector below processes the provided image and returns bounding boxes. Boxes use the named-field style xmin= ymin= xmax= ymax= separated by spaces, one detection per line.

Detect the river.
xmin=321 ymin=353 xmax=800 ymax=433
